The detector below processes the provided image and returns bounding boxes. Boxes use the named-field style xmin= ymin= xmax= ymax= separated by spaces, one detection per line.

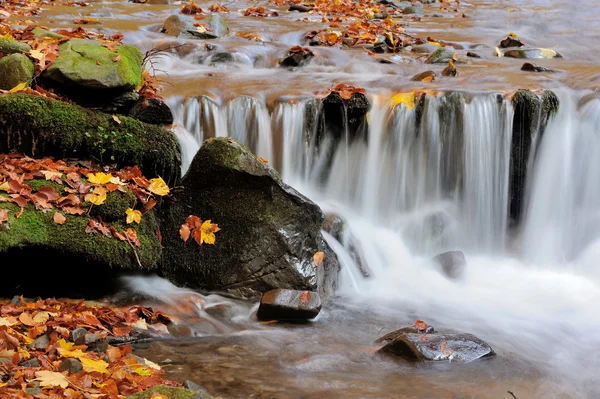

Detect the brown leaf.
xmin=38 ymin=186 xmax=60 ymax=202
xmin=179 ymin=224 xmax=190 ymax=242
xmin=15 ymin=208 xmax=24 ymax=219
xmin=53 ymin=212 xmax=66 ymax=225
xmin=19 ymin=312 xmax=36 ymax=326
xmin=414 ymin=319 xmax=428 ymax=332
xmin=112 ymin=55 xmax=121 ymax=62
xmin=299 ymin=291 xmax=311 ymax=304
xmin=313 ymin=251 xmax=324 ymax=267
xmin=0 ymin=209 xmax=8 ymax=223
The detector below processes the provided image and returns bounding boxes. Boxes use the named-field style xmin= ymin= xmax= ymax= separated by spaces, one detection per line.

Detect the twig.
xmin=507 ymin=391 xmax=518 ymax=399
xmin=126 ymin=236 xmax=142 ymax=268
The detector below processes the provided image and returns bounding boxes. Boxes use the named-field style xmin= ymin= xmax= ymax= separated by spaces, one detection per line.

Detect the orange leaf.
xmin=299 ymin=291 xmax=310 ymax=304
xmin=313 ymin=251 xmax=324 ymax=266
xmin=53 ymin=212 xmax=66 ymax=225
xmin=414 ymin=319 xmax=428 ymax=331
xmin=112 ymin=115 xmax=121 ymax=124
xmin=179 ymin=224 xmax=190 ymax=242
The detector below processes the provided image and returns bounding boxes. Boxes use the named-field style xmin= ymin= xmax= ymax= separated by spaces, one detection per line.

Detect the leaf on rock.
xmin=200 ymin=219 xmax=220 ymax=244
xmin=299 ymin=291 xmax=311 ymax=304
xmin=150 ymin=393 xmax=169 ymax=399
xmin=34 ymin=370 xmax=70 ymax=388
xmin=126 ymin=208 xmax=141 ymax=224
xmin=8 ymin=82 xmax=27 ymax=93
xmin=87 ymin=172 xmax=112 ymax=185
xmin=179 ymin=224 xmax=190 ymax=242
xmin=53 ymin=212 xmax=66 ymax=225
xmin=88 ymin=187 xmax=107 ymax=205
xmin=313 ymin=251 xmax=324 ymax=266
xmin=148 ymin=177 xmax=170 ymax=196
xmin=390 ymin=92 xmax=415 ymax=110
xmin=125 ymin=228 xmax=141 ymax=247
xmin=414 ymin=319 xmax=428 ymax=332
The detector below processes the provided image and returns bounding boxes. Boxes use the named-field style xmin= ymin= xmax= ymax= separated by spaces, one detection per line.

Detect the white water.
xmin=162 ymin=89 xmax=600 ymax=397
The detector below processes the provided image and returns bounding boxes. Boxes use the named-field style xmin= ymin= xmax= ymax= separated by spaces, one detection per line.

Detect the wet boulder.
xmin=433 ymin=250 xmax=465 ymax=279
xmin=377 ymin=325 xmax=495 ymax=362
xmin=411 ymin=43 xmax=440 ymax=54
xmin=411 ymin=70 xmax=436 ymax=82
xmin=42 ymin=39 xmax=143 ymax=104
xmin=0 ymin=54 xmax=34 ymax=90
xmin=441 ymin=62 xmax=457 ymax=77
xmin=503 ymin=48 xmax=562 ymax=59
xmin=279 ymin=46 xmax=315 ymax=67
xmin=499 ymin=34 xmax=524 ymax=48
xmin=323 ymin=212 xmax=346 ymax=242
xmin=184 ymin=381 xmax=212 ymax=399
xmin=257 ymin=289 xmax=321 ymax=321
xmin=129 ymin=98 xmax=174 ymax=125
xmin=425 ymin=47 xmax=455 ymax=64
xmin=521 ymin=62 xmax=556 ymax=73
xmin=160 ymin=138 xmax=340 ymax=299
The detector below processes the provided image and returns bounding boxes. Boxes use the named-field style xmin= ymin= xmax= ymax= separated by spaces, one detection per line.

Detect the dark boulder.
xmin=160 ymin=138 xmax=340 ymax=299
xmin=377 ymin=325 xmax=495 ymax=362
xmin=256 ymin=289 xmax=321 ymax=321
xmin=521 ymin=62 xmax=556 ymax=73
xmin=441 ymin=63 xmax=457 ymax=77
xmin=499 ymin=35 xmax=524 ymax=48
xmin=129 ymin=98 xmax=174 ymax=125
xmin=411 ymin=70 xmax=436 ymax=82
xmin=433 ymin=250 xmax=465 ymax=279
xmin=279 ymin=46 xmax=315 ymax=67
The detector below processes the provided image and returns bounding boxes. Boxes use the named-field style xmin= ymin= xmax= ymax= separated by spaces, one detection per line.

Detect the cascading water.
xmin=162 ymin=89 xmax=600 ymax=397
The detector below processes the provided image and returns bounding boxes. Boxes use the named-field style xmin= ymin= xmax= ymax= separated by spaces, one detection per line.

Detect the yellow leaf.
xmin=150 ymin=393 xmax=169 ymax=399
xmin=200 ymin=219 xmax=220 ymax=244
xmin=57 ymin=347 xmax=87 ymax=359
xmin=507 ymin=8 xmax=516 ymax=12
xmin=0 ymin=317 xmax=18 ymax=327
xmin=148 ymin=177 xmax=170 ymax=196
xmin=133 ymin=367 xmax=152 ymax=376
xmin=0 ymin=181 xmax=8 ymax=192
xmin=41 ymin=170 xmax=63 ymax=180
xmin=8 ymin=82 xmax=27 ymax=93
xmin=508 ymin=31 xmax=518 ymax=38
xmin=33 ymin=311 xmax=51 ymax=325
xmin=144 ymin=358 xmax=161 ymax=370
xmin=80 ymin=357 xmax=109 ymax=374
xmin=390 ymin=92 xmax=415 ymax=110
xmin=89 ymin=187 xmax=107 ymax=206
xmin=57 ymin=338 xmax=74 ymax=350
xmin=87 ymin=172 xmax=112 ymax=185
xmin=494 ymin=47 xmax=503 ymax=57
xmin=0 ymin=382 xmax=7 ymax=388
xmin=427 ymin=41 xmax=441 ymax=47
xmin=35 ymin=370 xmax=69 ymax=388
xmin=18 ymin=347 xmax=30 ymax=359
xmin=126 ymin=208 xmax=142 ymax=224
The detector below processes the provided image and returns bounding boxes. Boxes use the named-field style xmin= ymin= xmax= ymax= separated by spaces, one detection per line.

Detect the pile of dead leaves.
xmin=0 ymin=154 xmax=169 ymax=246
xmin=317 ymin=83 xmax=366 ymax=101
xmin=0 ymin=297 xmax=178 ymax=398
xmin=242 ymin=7 xmax=279 ymax=17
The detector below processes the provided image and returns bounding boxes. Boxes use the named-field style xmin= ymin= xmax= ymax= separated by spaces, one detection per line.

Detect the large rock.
xmin=128 ymin=98 xmax=174 ymax=125
xmin=503 ymin=48 xmax=562 ymax=59
xmin=0 ymin=94 xmax=181 ymax=185
xmin=42 ymin=39 xmax=143 ymax=97
xmin=0 ymin=38 xmax=31 ymax=54
xmin=127 ymin=386 xmax=199 ymax=399
xmin=377 ymin=326 xmax=495 ymax=362
xmin=0 ymin=54 xmax=34 ymax=90
xmin=160 ymin=138 xmax=340 ymax=299
xmin=425 ymin=47 xmax=455 ymax=64
xmin=256 ymin=289 xmax=321 ymax=321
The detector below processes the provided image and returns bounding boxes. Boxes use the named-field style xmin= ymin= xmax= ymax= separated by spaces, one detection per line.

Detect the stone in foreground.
xmin=257 ymin=289 xmax=321 ymax=321
xmin=433 ymin=250 xmax=466 ymax=279
xmin=161 ymin=138 xmax=340 ymax=299
xmin=377 ymin=326 xmax=495 ymax=362
xmin=126 ymin=385 xmax=201 ymax=399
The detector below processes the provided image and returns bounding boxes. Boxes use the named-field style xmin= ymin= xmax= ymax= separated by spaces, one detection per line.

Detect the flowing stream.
xmin=27 ymin=0 xmax=600 ymax=397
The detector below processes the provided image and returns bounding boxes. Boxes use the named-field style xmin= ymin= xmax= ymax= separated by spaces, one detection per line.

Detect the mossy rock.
xmin=160 ymin=137 xmax=340 ymax=299
xmin=0 ymin=38 xmax=31 ymax=54
xmin=126 ymin=386 xmax=198 ymax=399
xmin=0 ymin=93 xmax=181 ymax=185
xmin=43 ymin=38 xmax=142 ymax=93
xmin=0 ymin=54 xmax=34 ymax=90
xmin=31 ymin=27 xmax=65 ymax=40
xmin=90 ymin=188 xmax=136 ymax=222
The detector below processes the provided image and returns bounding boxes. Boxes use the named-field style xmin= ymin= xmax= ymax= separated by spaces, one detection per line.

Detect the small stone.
xmin=500 ymin=35 xmax=524 ymax=48
xmin=184 ymin=380 xmax=213 ymax=399
xmin=87 ymin=340 xmax=109 ymax=353
xmin=257 ymin=289 xmax=321 ymax=321
xmin=521 ymin=62 xmax=555 ymax=73
xmin=280 ymin=47 xmax=314 ymax=68
xmin=425 ymin=47 xmax=455 ymax=64
xmin=466 ymin=51 xmax=481 ymax=58
xmin=71 ymin=327 xmax=88 ymax=345
xmin=25 ymin=387 xmax=43 ymax=395
xmin=411 ymin=43 xmax=441 ymax=54
xmin=84 ymin=333 xmax=100 ymax=345
xmin=0 ymin=53 xmax=34 ymax=90
xmin=161 ymin=15 xmax=189 ymax=36
xmin=102 ymin=91 xmax=140 ymax=114
xmin=210 ymin=52 xmax=234 ymax=64
xmin=441 ymin=63 xmax=457 ymax=77
xmin=129 ymin=98 xmax=174 ymax=125
xmin=503 ymin=48 xmax=562 ymax=59
xmin=403 ymin=6 xmax=418 ymax=14
xmin=10 ymin=296 xmax=22 ymax=305
xmin=323 ymin=213 xmax=346 ymax=242
xmin=33 ymin=334 xmax=50 ymax=351
xmin=289 ymin=4 xmax=312 ymax=12
xmin=59 ymin=358 xmax=83 ymax=374
xmin=20 ymin=358 xmax=40 ymax=368
xmin=187 ymin=15 xmax=229 ymax=39
xmin=411 ymin=70 xmax=436 ymax=82
xmin=433 ymin=250 xmax=466 ymax=279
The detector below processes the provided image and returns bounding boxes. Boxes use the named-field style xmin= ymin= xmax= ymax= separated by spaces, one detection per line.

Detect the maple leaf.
xmin=87 ymin=172 xmax=112 ymax=185
xmin=133 ymin=367 xmax=152 ymax=376
xmin=125 ymin=228 xmax=141 ymax=247
xmin=126 ymin=208 xmax=141 ymax=224
xmin=41 ymin=170 xmax=63 ymax=180
xmin=80 ymin=357 xmax=110 ymax=374
xmin=35 ymin=370 xmax=70 ymax=388
xmin=200 ymin=220 xmax=220 ymax=244
xmin=148 ymin=177 xmax=169 ymax=196
xmin=53 ymin=212 xmax=66 ymax=225
xmin=313 ymin=251 xmax=325 ymax=266
xmin=88 ymin=187 xmax=107 ymax=205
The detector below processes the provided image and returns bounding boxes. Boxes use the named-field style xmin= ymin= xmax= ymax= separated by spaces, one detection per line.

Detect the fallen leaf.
xmin=88 ymin=187 xmax=107 ymax=205
xmin=19 ymin=312 xmax=36 ymax=326
xmin=150 ymin=392 xmax=169 ymax=399
xmin=34 ymin=370 xmax=69 ymax=388
xmin=112 ymin=115 xmax=121 ymax=124
xmin=87 ymin=172 xmax=112 ymax=185
xmin=126 ymin=208 xmax=141 ymax=224
xmin=390 ymin=92 xmax=415 ymax=110
xmin=148 ymin=177 xmax=170 ymax=196
xmin=313 ymin=251 xmax=324 ymax=266
xmin=80 ymin=357 xmax=109 ymax=374
xmin=199 ymin=219 xmax=220 ymax=244
xmin=8 ymin=82 xmax=27 ymax=93
xmin=179 ymin=224 xmax=190 ymax=242
xmin=414 ymin=319 xmax=428 ymax=332
xmin=299 ymin=291 xmax=311 ymax=304
xmin=53 ymin=212 xmax=66 ymax=225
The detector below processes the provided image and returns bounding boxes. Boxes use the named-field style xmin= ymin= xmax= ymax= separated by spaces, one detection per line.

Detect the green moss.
xmin=126 ymin=386 xmax=197 ymax=399
xmin=0 ymin=38 xmax=31 ymax=54
xmin=0 ymin=93 xmax=181 ymax=185
xmin=91 ymin=188 xmax=136 ymax=221
xmin=0 ymin=191 xmax=161 ymax=270
xmin=31 ymin=28 xmax=65 ymax=40
xmin=541 ymin=90 xmax=559 ymax=120
xmin=0 ymin=54 xmax=34 ymax=91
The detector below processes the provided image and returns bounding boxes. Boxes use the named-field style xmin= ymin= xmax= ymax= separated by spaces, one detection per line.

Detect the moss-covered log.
xmin=0 ymin=94 xmax=181 ymax=185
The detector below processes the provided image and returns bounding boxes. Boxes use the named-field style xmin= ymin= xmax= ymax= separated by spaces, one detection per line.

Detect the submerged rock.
xmin=0 ymin=94 xmax=181 ymax=184
xmin=0 ymin=53 xmax=34 ymax=90
xmin=411 ymin=70 xmax=436 ymax=82
xmin=377 ymin=326 xmax=495 ymax=362
xmin=425 ymin=47 xmax=455 ymax=64
xmin=257 ymin=289 xmax=321 ymax=321
xmin=521 ymin=62 xmax=556 ymax=73
xmin=161 ymin=138 xmax=340 ymax=299
xmin=43 ymin=39 xmax=143 ymax=98
xmin=433 ymin=250 xmax=465 ymax=279
xmin=441 ymin=63 xmax=457 ymax=77
xmin=129 ymin=98 xmax=174 ymax=125
xmin=183 ymin=381 xmax=212 ymax=399
xmin=503 ymin=48 xmax=562 ymax=59
xmin=279 ymin=46 xmax=315 ymax=67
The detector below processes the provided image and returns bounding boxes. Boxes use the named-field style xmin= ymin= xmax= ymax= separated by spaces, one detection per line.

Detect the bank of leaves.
xmin=0 ymin=297 xmax=178 ymax=398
